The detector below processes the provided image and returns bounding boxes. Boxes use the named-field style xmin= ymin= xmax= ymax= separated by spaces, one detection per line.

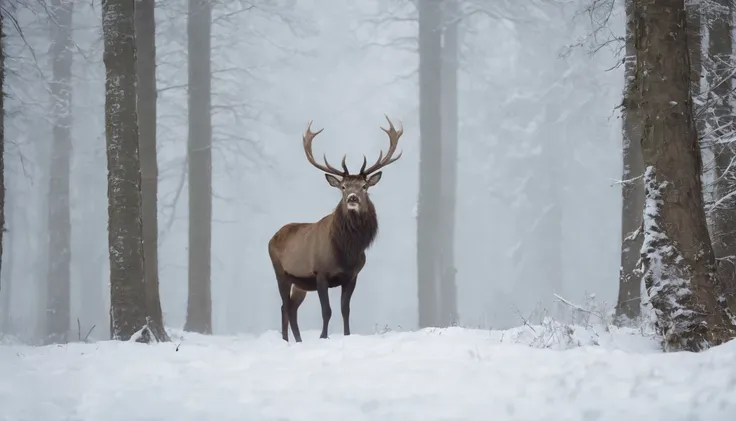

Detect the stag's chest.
xmin=331 ymin=248 xmax=367 ymax=276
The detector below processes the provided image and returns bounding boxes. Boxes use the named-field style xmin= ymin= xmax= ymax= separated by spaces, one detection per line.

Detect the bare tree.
xmin=706 ymin=0 xmax=736 ymax=308
xmin=417 ymin=0 xmax=442 ymax=328
xmin=45 ymin=0 xmax=74 ymax=344
xmin=615 ymin=0 xmax=644 ymax=322
xmin=635 ymin=0 xmax=736 ymax=351
xmin=103 ymin=0 xmax=148 ymax=341
xmin=136 ymin=0 xmax=169 ymax=342
xmin=438 ymin=0 xmax=459 ymax=327
xmin=184 ymin=0 xmax=213 ymax=334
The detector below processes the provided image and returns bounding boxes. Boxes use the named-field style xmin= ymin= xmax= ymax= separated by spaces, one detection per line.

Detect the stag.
xmin=268 ymin=116 xmax=403 ymax=342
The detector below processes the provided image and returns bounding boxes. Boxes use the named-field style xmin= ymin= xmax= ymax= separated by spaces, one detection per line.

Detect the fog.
xmin=1 ymin=0 xmax=624 ymax=342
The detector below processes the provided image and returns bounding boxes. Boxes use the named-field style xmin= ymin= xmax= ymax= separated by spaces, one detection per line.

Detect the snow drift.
xmin=1 ymin=325 xmax=735 ymax=421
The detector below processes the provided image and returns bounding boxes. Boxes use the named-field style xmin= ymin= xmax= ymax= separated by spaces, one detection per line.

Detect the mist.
xmin=0 ymin=0 xmax=623 ymax=342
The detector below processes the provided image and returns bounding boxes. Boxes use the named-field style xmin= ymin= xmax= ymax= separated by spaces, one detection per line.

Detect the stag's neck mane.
xmin=330 ymin=201 xmax=378 ymax=268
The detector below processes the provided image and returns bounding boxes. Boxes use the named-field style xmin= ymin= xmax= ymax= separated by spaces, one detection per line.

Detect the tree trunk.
xmin=0 ymin=4 xmax=5 ymax=297
xmin=634 ymin=0 xmax=736 ymax=351
xmin=686 ymin=0 xmax=701 ymax=102
xmin=616 ymin=0 xmax=644 ymax=322
xmin=135 ymin=0 xmax=169 ymax=342
xmin=707 ymin=0 xmax=736 ymax=309
xmin=45 ymin=0 xmax=74 ymax=344
xmin=103 ymin=0 xmax=149 ymax=342
xmin=417 ymin=0 xmax=443 ymax=329
xmin=0 ymin=206 xmax=10 ymax=333
xmin=0 ymin=243 xmax=10 ymax=333
xmin=184 ymin=0 xmax=213 ymax=334
xmin=438 ymin=0 xmax=459 ymax=327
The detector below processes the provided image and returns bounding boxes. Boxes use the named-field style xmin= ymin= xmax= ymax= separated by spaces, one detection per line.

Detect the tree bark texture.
xmin=135 ymin=0 xmax=169 ymax=342
xmin=103 ymin=0 xmax=148 ymax=342
xmin=616 ymin=0 xmax=644 ymax=322
xmin=438 ymin=0 xmax=459 ymax=327
xmin=417 ymin=0 xmax=443 ymax=328
xmin=45 ymin=0 xmax=74 ymax=344
xmin=706 ymin=0 xmax=736 ymax=309
xmin=686 ymin=0 xmax=701 ymax=104
xmin=634 ymin=0 xmax=736 ymax=351
xmin=0 ymin=4 xmax=5 ymax=296
xmin=184 ymin=0 xmax=213 ymax=334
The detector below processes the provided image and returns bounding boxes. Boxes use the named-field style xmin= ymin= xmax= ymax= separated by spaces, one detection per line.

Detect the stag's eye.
xmin=341 ymin=185 xmax=346 ymax=190
xmin=361 ymin=184 xmax=368 ymax=190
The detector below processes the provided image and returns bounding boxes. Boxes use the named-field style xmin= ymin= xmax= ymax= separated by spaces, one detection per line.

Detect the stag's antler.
xmin=359 ymin=115 xmax=404 ymax=176
xmin=303 ymin=121 xmax=349 ymax=176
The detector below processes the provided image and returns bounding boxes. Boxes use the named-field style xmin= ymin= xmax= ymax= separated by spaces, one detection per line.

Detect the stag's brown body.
xmin=269 ymin=204 xmax=377 ymax=289
xmin=268 ymin=116 xmax=403 ymax=342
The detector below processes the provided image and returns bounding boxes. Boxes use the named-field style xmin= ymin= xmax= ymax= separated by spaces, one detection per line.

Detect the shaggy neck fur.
xmin=330 ymin=200 xmax=378 ymax=269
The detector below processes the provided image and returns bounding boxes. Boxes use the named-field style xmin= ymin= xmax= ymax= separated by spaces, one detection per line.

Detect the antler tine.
xmin=302 ymin=121 xmax=346 ymax=176
xmin=321 ymin=153 xmax=351 ymax=175
xmin=341 ymin=155 xmax=349 ymax=174
xmin=360 ymin=115 xmax=404 ymax=176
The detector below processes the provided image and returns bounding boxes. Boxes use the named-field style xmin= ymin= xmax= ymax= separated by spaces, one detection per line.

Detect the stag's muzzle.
xmin=346 ymin=193 xmax=360 ymax=210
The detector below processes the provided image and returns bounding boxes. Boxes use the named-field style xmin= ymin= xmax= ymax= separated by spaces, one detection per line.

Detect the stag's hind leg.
xmin=288 ymin=285 xmax=307 ymax=342
xmin=277 ymin=280 xmax=292 ymax=342
xmin=278 ymin=276 xmax=307 ymax=343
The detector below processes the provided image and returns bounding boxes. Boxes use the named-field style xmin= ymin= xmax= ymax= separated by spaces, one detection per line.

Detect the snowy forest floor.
xmin=1 ymin=322 xmax=735 ymax=421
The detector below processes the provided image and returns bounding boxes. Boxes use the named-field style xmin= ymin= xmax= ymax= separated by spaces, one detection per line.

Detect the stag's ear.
xmin=325 ymin=174 xmax=342 ymax=188
xmin=366 ymin=171 xmax=382 ymax=187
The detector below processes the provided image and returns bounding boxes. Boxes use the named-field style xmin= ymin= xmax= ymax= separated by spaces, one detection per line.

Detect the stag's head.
xmin=302 ymin=115 xmax=404 ymax=213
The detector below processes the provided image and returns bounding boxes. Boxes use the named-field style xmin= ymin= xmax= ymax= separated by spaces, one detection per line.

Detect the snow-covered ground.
xmin=1 ymin=324 xmax=735 ymax=421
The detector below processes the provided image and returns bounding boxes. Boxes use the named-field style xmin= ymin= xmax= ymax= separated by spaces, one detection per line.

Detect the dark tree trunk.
xmin=634 ymin=0 xmax=736 ymax=351
xmin=687 ymin=0 xmax=701 ymax=102
xmin=135 ymin=0 xmax=169 ymax=342
xmin=616 ymin=0 xmax=644 ymax=322
xmin=417 ymin=0 xmax=443 ymax=328
xmin=184 ymin=0 xmax=213 ymax=334
xmin=0 ymin=3 xmax=5 ymax=297
xmin=45 ymin=0 xmax=74 ymax=344
xmin=438 ymin=0 xmax=459 ymax=327
xmin=103 ymin=0 xmax=149 ymax=342
xmin=707 ymin=0 xmax=736 ymax=310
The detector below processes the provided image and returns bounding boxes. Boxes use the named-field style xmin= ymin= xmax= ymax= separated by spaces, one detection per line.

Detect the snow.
xmin=640 ymin=165 xmax=698 ymax=350
xmin=2 ymin=325 xmax=736 ymax=421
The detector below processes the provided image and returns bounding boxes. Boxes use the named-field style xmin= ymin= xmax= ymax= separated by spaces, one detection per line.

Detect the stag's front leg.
xmin=316 ymin=274 xmax=332 ymax=339
xmin=341 ymin=277 xmax=356 ymax=336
